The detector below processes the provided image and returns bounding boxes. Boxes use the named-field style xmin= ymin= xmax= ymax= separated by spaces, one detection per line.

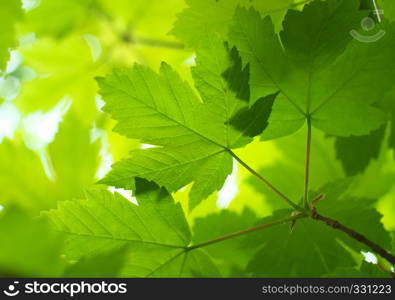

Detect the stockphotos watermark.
xmin=350 ymin=6 xmax=385 ymax=43
xmin=2 ymin=281 xmax=127 ymax=297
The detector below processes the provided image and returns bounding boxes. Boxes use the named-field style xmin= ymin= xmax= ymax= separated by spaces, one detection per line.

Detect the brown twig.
xmin=311 ymin=210 xmax=395 ymax=265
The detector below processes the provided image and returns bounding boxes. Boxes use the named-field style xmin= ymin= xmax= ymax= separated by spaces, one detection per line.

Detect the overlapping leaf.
xmin=44 ymin=179 xmax=220 ymax=277
xmin=334 ymin=126 xmax=386 ymax=176
xmin=171 ymin=0 xmax=295 ymax=47
xmin=98 ymin=34 xmax=274 ymax=208
xmin=229 ymin=0 xmax=392 ymax=139
xmin=0 ymin=208 xmax=64 ymax=277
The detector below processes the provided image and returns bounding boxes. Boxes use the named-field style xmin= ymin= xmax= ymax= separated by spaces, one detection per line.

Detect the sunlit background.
xmin=0 ymin=0 xmax=394 ymax=275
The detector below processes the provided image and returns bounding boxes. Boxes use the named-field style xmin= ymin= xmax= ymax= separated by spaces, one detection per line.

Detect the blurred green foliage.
xmin=0 ymin=0 xmax=394 ymax=278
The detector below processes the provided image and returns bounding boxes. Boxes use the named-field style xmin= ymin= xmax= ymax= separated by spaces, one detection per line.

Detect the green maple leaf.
xmin=229 ymin=0 xmax=393 ymax=139
xmin=0 ymin=0 xmax=23 ymax=70
xmin=244 ymin=180 xmax=391 ymax=277
xmin=0 ymin=208 xmax=64 ymax=277
xmin=97 ymin=33 xmax=273 ymax=208
xmin=171 ymin=0 xmax=295 ymax=47
xmin=44 ymin=179 xmax=220 ymax=277
xmin=3 ymin=0 xmax=392 ymax=279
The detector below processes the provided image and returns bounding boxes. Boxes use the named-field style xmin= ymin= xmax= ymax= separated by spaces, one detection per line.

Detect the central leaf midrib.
xmin=310 ymin=66 xmax=363 ymax=115
xmin=56 ymin=230 xmax=186 ymax=249
xmin=205 ymin=35 xmax=232 ymax=147
xmin=106 ymin=80 xmax=228 ymax=151
xmin=110 ymin=149 xmax=227 ymax=184
xmin=146 ymin=249 xmax=186 ymax=277
xmin=235 ymin=15 xmax=306 ymax=117
xmin=304 ymin=1 xmax=351 ymax=115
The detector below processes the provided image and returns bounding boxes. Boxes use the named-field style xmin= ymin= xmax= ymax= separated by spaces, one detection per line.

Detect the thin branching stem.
xmin=303 ymin=117 xmax=312 ymax=208
xmin=187 ymin=214 xmax=306 ymax=250
xmin=229 ymin=150 xmax=303 ymax=211
xmin=311 ymin=210 xmax=395 ymax=265
xmin=186 ymin=202 xmax=395 ymax=267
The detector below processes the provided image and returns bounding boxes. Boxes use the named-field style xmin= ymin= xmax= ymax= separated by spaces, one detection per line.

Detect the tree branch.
xmin=311 ymin=210 xmax=395 ymax=265
xmin=229 ymin=151 xmax=303 ymax=211
xmin=186 ymin=199 xmax=394 ymax=273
